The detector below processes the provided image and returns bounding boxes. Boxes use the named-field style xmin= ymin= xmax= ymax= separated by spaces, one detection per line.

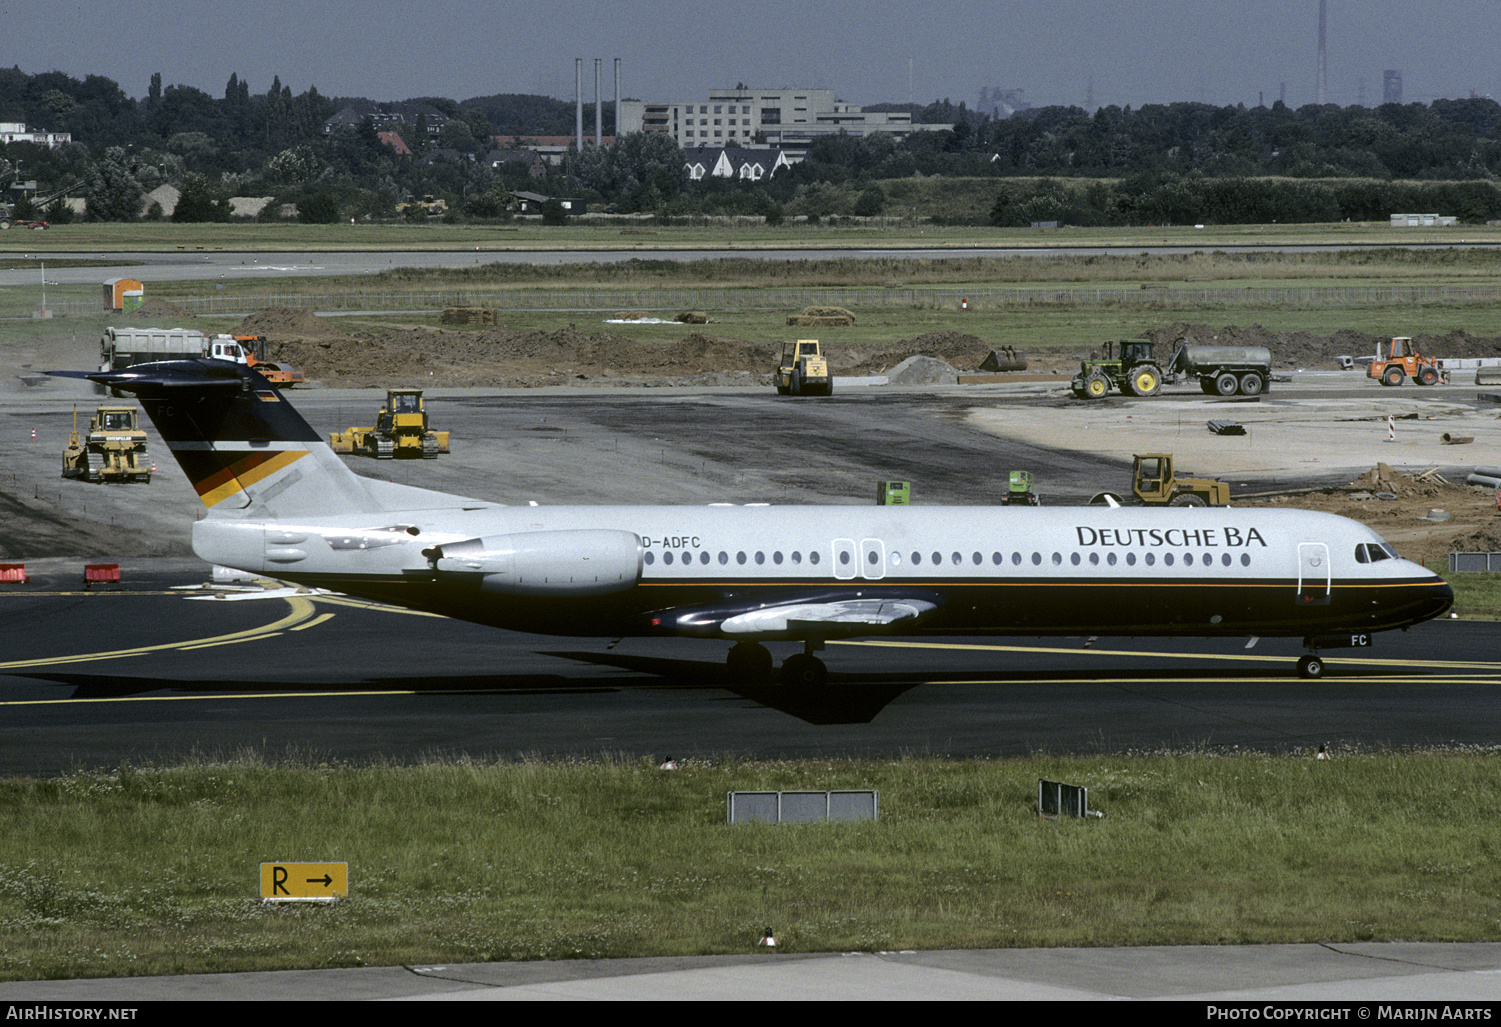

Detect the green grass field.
xmin=1 ymin=750 xmax=1498 ymax=980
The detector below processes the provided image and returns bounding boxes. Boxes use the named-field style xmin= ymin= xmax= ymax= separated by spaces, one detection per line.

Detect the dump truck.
xmin=1368 ymin=337 xmax=1445 ymax=386
xmin=61 ymin=406 xmax=151 ymax=483
xmin=1164 ymin=342 xmax=1272 ymax=396
xmin=99 ymin=327 xmax=303 ymax=387
xmin=1070 ymin=339 xmax=1164 ymax=399
xmin=328 ymin=389 xmax=450 ymax=459
xmin=774 ymin=339 xmax=832 ymax=396
xmin=1089 ymin=454 xmax=1229 ymax=507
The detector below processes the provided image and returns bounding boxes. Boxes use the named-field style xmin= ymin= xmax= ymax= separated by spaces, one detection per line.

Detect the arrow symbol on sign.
xmin=307 ymin=875 xmax=333 ymax=887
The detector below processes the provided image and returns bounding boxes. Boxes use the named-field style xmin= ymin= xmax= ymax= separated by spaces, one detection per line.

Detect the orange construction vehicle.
xmin=1368 ymin=337 xmax=1445 ymax=387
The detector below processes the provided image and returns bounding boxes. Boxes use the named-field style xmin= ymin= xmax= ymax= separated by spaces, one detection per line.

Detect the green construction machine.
xmin=1070 ymin=338 xmax=1164 ymax=400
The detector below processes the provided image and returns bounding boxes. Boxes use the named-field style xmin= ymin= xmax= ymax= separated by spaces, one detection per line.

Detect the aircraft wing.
xmin=662 ymin=591 xmax=941 ymax=640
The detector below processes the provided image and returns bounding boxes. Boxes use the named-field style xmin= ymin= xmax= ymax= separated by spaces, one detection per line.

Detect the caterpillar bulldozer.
xmin=61 ymin=406 xmax=151 ymax=483
xmin=329 ymin=388 xmax=450 ymax=459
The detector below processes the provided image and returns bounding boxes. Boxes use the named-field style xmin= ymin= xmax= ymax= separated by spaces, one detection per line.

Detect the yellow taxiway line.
xmin=0 ymin=596 xmax=323 ymax=671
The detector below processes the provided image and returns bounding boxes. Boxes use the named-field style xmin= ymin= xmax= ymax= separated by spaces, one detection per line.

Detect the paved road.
xmin=10 ymin=240 xmax=1501 ymax=286
xmin=3 ymin=942 xmax=1501 ymax=1001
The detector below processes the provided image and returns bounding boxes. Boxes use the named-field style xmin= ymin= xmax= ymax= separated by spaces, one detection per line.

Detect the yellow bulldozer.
xmin=62 ymin=405 xmax=152 ymax=483
xmin=329 ymin=388 xmax=450 ymax=459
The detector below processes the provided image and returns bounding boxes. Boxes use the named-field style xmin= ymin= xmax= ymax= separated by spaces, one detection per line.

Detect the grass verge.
xmin=1 ymin=750 xmax=1499 ymax=980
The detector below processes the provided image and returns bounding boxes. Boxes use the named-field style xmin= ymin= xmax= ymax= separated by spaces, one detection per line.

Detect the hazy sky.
xmin=9 ymin=1 xmax=1500 ymax=113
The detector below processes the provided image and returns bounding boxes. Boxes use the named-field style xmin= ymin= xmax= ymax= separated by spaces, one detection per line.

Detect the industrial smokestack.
xmin=1317 ymin=0 xmax=1327 ymax=104
xmin=594 ymin=58 xmax=602 ymax=146
xmin=614 ymin=58 xmax=620 ymax=141
xmin=575 ymin=58 xmax=583 ymax=150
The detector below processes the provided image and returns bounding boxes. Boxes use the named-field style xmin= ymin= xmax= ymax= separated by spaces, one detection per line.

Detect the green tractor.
xmin=1070 ymin=338 xmax=1164 ymax=400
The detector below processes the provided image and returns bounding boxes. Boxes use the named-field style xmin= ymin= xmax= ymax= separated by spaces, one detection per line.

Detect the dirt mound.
xmin=129 ymin=297 xmax=194 ymax=320
xmin=1244 ymin=462 xmax=1501 ymax=565
xmin=849 ymin=332 xmax=994 ymax=374
xmin=1142 ymin=323 xmax=1501 ymax=369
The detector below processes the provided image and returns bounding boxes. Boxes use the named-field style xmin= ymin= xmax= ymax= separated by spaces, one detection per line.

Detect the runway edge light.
xmin=260 ymin=862 xmax=348 ymax=903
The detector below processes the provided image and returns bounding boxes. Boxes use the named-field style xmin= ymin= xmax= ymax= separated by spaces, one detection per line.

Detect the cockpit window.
xmin=1355 ymin=543 xmax=1396 ymax=563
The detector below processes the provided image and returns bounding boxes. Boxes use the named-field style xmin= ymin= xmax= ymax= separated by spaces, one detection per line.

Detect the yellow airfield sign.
xmin=260 ymin=862 xmax=348 ymax=902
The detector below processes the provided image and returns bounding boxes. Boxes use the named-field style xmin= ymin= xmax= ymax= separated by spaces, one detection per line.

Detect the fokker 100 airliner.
xmin=54 ymin=360 xmax=1454 ymax=684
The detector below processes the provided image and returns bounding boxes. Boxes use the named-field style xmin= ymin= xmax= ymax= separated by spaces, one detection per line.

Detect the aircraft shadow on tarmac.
xmin=14 ymin=654 xmax=1399 ymax=726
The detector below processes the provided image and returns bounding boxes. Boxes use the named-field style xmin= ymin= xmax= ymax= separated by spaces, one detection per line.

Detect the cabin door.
xmin=1296 ymin=542 xmax=1331 ymax=606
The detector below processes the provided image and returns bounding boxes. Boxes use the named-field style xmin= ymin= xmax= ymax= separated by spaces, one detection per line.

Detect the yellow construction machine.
xmin=774 ymin=339 xmax=832 ymax=396
xmin=62 ymin=406 xmax=152 ymax=483
xmin=329 ymin=389 xmax=450 ymax=459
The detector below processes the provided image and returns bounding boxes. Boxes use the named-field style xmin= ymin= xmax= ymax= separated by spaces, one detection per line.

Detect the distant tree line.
xmin=6 ymin=64 xmax=1501 ymax=224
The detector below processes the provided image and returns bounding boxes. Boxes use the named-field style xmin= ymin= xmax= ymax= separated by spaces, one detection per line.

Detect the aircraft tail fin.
xmin=50 ymin=359 xmax=400 ymax=518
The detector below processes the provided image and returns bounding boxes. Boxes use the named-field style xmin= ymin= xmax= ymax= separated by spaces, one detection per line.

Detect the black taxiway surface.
xmin=1 ymin=559 xmax=1494 ymax=777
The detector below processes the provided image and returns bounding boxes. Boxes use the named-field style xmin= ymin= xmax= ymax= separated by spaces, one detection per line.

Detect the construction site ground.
xmin=3 ymin=310 xmax=1499 ymax=569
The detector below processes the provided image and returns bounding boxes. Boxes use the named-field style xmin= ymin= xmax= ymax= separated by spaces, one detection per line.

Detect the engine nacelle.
xmin=429 ymin=529 xmax=642 ymax=596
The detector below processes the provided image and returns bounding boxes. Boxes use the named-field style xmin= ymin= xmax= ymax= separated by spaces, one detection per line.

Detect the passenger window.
xmin=1031 ymin=552 xmax=1042 ymax=566
xmin=700 ymin=552 xmax=710 ymax=565
xmin=839 ymin=551 xmax=850 ymax=565
xmin=755 ymin=551 xmax=765 ymax=565
xmin=1088 ymin=552 xmax=1100 ymax=566
xmin=737 ymin=551 xmax=747 ymax=565
xmin=1240 ymin=553 xmax=1250 ymax=566
xmin=1144 ymin=553 xmax=1155 ymax=566
xmin=1126 ymin=553 xmax=1136 ymax=566
xmin=664 ymin=552 xmax=674 ymax=565
xmin=773 ymin=552 xmax=783 ymax=565
xmin=992 ymin=552 xmax=1002 ymax=565
xmin=1107 ymin=552 xmax=1117 ymax=566
xmin=1070 ymin=553 xmax=1080 ymax=566
xmin=1011 ymin=552 xmax=1021 ymax=565
xmin=1221 ymin=553 xmax=1232 ymax=567
xmin=1051 ymin=552 xmax=1062 ymax=565
xmin=912 ymin=551 xmax=921 ymax=565
xmin=792 ymin=551 xmax=802 ymax=564
xmin=809 ymin=551 xmax=820 ymax=565
xmin=645 ymin=552 xmax=655 ymax=565
xmin=1164 ymin=553 xmax=1174 ymax=566
xmin=932 ymin=552 xmax=942 ymax=565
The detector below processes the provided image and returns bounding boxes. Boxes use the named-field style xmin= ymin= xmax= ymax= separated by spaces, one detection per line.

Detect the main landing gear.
xmin=1296 ymin=654 xmax=1325 ymax=679
xmin=725 ymin=640 xmax=828 ymax=686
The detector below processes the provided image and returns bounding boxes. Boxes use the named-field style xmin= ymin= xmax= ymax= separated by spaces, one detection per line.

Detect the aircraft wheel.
xmin=781 ymin=653 xmax=828 ymax=687
xmin=1214 ymin=372 xmax=1239 ymax=396
xmin=1297 ymin=655 xmax=1325 ymax=680
xmin=727 ymin=642 xmax=773 ymax=684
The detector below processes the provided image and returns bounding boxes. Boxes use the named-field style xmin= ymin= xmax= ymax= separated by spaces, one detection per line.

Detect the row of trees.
xmin=8 ymin=64 xmax=1501 ymax=224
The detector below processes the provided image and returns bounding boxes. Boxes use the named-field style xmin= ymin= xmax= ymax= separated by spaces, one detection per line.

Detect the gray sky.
xmin=9 ymin=1 xmax=1500 ymax=113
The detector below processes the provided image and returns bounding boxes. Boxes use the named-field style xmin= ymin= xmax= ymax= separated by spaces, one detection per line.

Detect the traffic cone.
xmin=30 ymin=428 xmax=36 ymax=439
xmin=758 ymin=927 xmax=777 ymax=948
